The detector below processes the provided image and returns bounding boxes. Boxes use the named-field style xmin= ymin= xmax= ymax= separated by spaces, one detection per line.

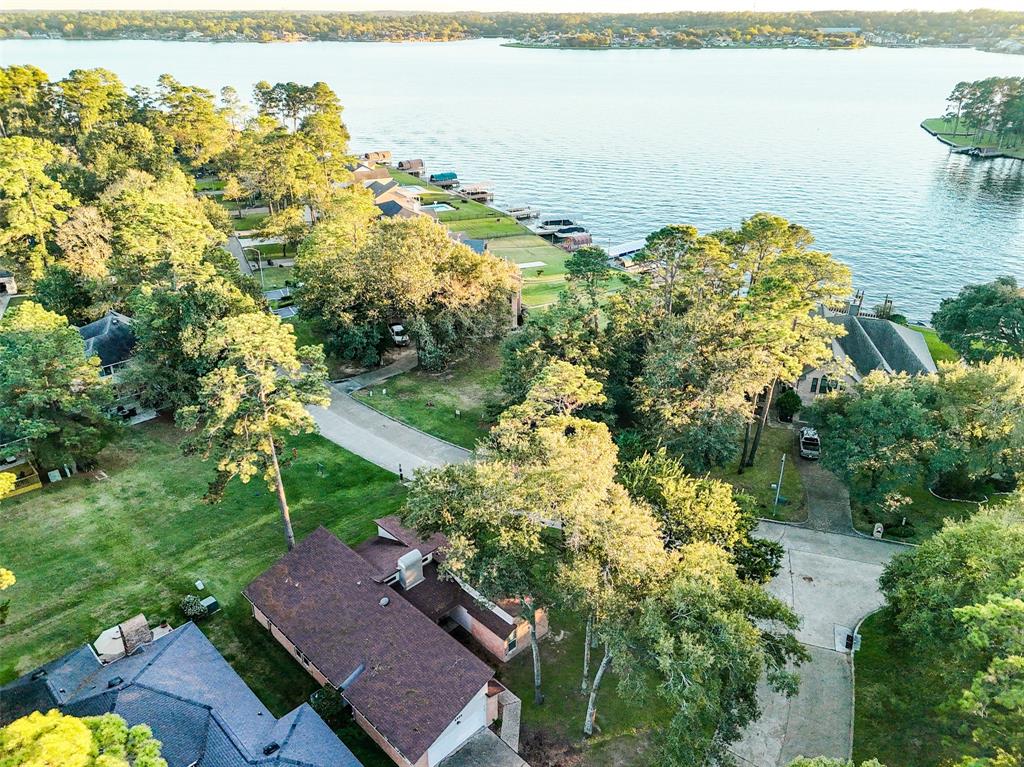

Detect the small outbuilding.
xmin=0 ymin=270 xmax=16 ymax=296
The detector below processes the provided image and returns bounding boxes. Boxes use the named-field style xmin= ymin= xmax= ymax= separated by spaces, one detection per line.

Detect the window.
xmin=506 ymin=635 xmax=518 ymax=653
xmin=810 ymin=377 xmax=819 ymax=393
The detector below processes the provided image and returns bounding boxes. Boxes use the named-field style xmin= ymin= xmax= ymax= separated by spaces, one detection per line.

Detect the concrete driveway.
xmin=309 ymin=383 xmax=470 ymax=477
xmin=730 ymin=523 xmax=907 ymax=766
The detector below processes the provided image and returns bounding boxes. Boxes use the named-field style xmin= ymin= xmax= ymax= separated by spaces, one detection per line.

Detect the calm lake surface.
xmin=5 ymin=38 xmax=1024 ymax=317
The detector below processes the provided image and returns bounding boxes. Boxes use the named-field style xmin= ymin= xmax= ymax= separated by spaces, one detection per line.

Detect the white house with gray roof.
xmin=794 ymin=306 xmax=938 ymax=405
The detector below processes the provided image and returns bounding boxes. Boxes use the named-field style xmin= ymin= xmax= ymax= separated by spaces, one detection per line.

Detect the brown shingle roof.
xmin=375 ymin=515 xmax=447 ymax=556
xmin=243 ymin=527 xmax=493 ymax=764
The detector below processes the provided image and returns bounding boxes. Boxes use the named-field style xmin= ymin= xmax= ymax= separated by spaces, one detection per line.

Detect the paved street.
xmin=731 ymin=522 xmax=907 ymax=765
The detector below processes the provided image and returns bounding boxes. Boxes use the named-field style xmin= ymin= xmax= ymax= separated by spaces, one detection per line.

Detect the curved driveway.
xmin=731 ymin=522 xmax=908 ymax=765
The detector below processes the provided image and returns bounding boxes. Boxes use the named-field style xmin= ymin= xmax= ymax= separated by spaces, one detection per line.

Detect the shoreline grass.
xmin=922 ymin=117 xmax=1024 ymax=161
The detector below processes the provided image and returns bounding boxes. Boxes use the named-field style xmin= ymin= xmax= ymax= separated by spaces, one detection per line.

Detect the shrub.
xmin=309 ymin=686 xmax=346 ymax=727
xmin=179 ymin=594 xmax=207 ymax=619
xmin=776 ymin=388 xmax=802 ymax=422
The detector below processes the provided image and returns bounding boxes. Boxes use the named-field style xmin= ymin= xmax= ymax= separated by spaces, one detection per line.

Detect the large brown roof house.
xmin=244 ymin=523 xmax=538 ymax=767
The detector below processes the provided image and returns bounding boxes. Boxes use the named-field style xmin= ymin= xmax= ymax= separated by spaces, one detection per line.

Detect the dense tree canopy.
xmin=933 ymin=276 xmax=1024 ymax=362
xmin=0 ymin=711 xmax=166 ymax=767
xmin=0 ymin=301 xmax=114 ymax=466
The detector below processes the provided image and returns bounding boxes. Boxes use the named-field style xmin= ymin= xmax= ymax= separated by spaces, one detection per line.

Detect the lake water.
xmin=5 ymin=38 xmax=1024 ymax=318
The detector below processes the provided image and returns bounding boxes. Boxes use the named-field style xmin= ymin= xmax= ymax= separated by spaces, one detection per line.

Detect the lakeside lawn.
xmin=710 ymin=425 xmax=806 ymax=523
xmin=498 ymin=610 xmax=674 ymax=767
xmin=922 ymin=117 xmax=1024 ymax=160
xmin=854 ymin=608 xmax=971 ymax=767
xmin=907 ymin=324 xmax=958 ymax=363
xmin=352 ymin=343 xmax=502 ymax=449
xmin=0 ymin=421 xmax=403 ymax=767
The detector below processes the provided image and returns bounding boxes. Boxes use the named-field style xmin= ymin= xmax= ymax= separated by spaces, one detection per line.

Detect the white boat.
xmin=531 ymin=214 xmax=581 ymax=236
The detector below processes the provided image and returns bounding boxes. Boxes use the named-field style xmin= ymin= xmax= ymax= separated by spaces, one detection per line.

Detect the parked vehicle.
xmin=388 ymin=323 xmax=410 ymax=346
xmin=798 ymin=427 xmax=821 ymax=460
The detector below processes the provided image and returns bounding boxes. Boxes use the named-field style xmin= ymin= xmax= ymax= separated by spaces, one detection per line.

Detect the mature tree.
xmin=0 ymin=301 xmax=114 ymax=466
xmin=0 ymin=711 xmax=166 ymax=767
xmin=919 ymin=357 xmax=1024 ymax=493
xmin=34 ymin=265 xmax=103 ymax=326
xmin=880 ymin=501 xmax=1024 ymax=648
xmin=54 ymin=205 xmax=112 ymax=281
xmin=0 ymin=136 xmax=77 ymax=278
xmin=601 ymin=280 xmax=659 ymax=422
xmin=77 ymin=121 xmax=175 ymax=190
xmin=258 ymin=205 xmax=308 ymax=258
xmin=99 ymin=168 xmax=221 ymax=290
xmin=615 ymin=543 xmax=806 ymax=766
xmin=933 ymin=277 xmax=1024 ymax=362
xmin=633 ymin=307 xmax=767 ymax=471
xmin=621 ymin=449 xmax=783 ymax=583
xmin=634 ymin=224 xmax=699 ymax=316
xmin=954 ymin=573 xmax=1024 ymax=767
xmin=177 ymin=312 xmax=328 ymax=550
xmin=147 ymin=74 xmax=230 ymax=168
xmin=126 ymin=276 xmax=259 ymax=409
xmin=46 ymin=68 xmax=129 ymax=141
xmin=564 ymin=245 xmax=610 ymax=315
xmin=299 ymin=214 xmax=516 ymax=368
xmin=0 ymin=64 xmax=49 ymax=138
xmin=500 ymin=287 xmax=606 ymax=405
xmin=808 ymin=372 xmax=935 ymax=512
xmin=221 ymin=175 xmax=247 ymax=218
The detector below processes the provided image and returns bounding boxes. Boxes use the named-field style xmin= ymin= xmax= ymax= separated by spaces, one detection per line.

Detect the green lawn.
xmin=233 ymin=213 xmax=268 ymax=231
xmin=852 ymin=482 xmax=1003 ymax=543
xmin=255 ymin=265 xmax=294 ymax=291
xmin=195 ymin=178 xmax=225 ymax=191
xmin=0 ymin=422 xmax=403 ymax=767
xmin=444 ymin=216 xmax=527 ymax=240
xmin=353 ymin=344 xmax=502 ymax=449
xmin=498 ymin=610 xmax=674 ymax=767
xmin=854 ymin=608 xmax=972 ymax=767
xmin=908 ymin=325 xmax=958 ymax=363
xmin=255 ymin=243 xmax=286 ymax=258
xmin=922 ymin=117 xmax=1024 ymax=160
xmin=710 ymin=425 xmax=806 ymax=522
xmin=388 ymin=169 xmax=440 ymax=188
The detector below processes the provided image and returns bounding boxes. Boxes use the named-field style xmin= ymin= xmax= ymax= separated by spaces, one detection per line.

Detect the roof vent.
xmin=107 ymin=676 xmax=123 ymax=688
xmin=397 ymin=549 xmax=424 ymax=591
xmin=379 ymin=597 xmax=390 ymax=607
xmin=263 ymin=742 xmax=280 ymax=756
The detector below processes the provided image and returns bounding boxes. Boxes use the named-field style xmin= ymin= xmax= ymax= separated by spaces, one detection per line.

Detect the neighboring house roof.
xmin=77 ymin=311 xmax=136 ymax=368
xmin=244 ymin=527 xmax=494 ymax=765
xmin=0 ymin=269 xmax=13 ymax=278
xmin=366 ymin=179 xmax=399 ymax=199
xmin=0 ymin=623 xmax=362 ymax=767
xmin=818 ymin=310 xmax=937 ymax=381
xmin=376 ymin=200 xmax=419 ymax=219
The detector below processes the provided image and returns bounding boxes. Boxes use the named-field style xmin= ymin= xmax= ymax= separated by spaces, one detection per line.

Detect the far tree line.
xmin=0 ymin=9 xmax=1019 ymax=45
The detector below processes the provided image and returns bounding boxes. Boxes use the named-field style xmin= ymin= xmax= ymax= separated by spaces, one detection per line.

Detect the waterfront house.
xmin=351 ymin=162 xmax=392 ymax=183
xmin=794 ymin=303 xmax=937 ymax=405
xmin=78 ymin=310 xmax=136 ymax=378
xmin=0 ymin=621 xmax=363 ymax=767
xmin=244 ymin=523 xmax=537 ymax=767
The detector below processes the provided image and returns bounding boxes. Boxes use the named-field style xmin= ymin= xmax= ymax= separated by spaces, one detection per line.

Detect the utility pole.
xmin=773 ymin=453 xmax=786 ymax=511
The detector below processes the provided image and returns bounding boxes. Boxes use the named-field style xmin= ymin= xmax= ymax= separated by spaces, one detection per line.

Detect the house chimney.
xmin=397 ymin=549 xmax=424 ymax=590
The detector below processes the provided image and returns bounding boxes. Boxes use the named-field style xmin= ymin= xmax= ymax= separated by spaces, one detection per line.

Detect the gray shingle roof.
xmin=0 ymin=623 xmax=362 ymax=767
xmin=77 ymin=311 xmax=136 ymax=368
